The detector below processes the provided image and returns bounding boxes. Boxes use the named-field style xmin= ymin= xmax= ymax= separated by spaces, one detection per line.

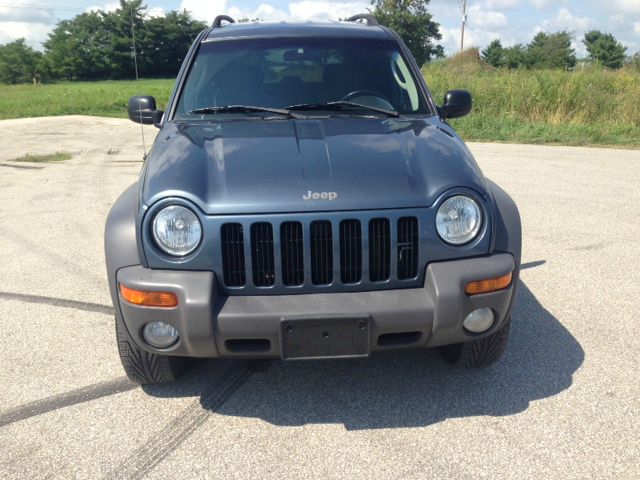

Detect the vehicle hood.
xmin=141 ymin=118 xmax=488 ymax=215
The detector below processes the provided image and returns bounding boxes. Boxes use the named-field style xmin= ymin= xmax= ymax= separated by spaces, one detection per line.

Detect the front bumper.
xmin=115 ymin=253 xmax=516 ymax=358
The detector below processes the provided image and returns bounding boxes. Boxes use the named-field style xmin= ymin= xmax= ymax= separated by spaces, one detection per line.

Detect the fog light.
xmin=143 ymin=321 xmax=179 ymax=348
xmin=463 ymin=308 xmax=495 ymax=333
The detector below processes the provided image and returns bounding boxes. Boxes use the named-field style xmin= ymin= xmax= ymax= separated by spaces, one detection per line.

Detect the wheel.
xmin=438 ymin=315 xmax=511 ymax=368
xmin=115 ymin=317 xmax=190 ymax=384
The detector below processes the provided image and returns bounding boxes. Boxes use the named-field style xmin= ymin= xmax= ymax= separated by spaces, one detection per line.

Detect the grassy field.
xmin=0 ymin=58 xmax=638 ymax=147
xmin=424 ymin=53 xmax=640 ymax=147
xmin=0 ymin=79 xmax=175 ymax=119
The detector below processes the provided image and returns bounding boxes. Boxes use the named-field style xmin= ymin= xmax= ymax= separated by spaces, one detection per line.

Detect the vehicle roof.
xmin=203 ymin=21 xmax=392 ymax=42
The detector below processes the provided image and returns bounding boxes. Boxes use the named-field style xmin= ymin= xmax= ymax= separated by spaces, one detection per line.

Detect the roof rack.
xmin=212 ymin=15 xmax=235 ymax=28
xmin=345 ymin=13 xmax=379 ymax=26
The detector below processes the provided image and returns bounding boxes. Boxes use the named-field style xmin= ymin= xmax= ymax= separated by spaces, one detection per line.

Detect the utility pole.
xmin=460 ymin=0 xmax=467 ymax=53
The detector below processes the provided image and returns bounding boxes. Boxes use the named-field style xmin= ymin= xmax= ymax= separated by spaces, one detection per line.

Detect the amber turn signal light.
xmin=119 ymin=284 xmax=178 ymax=308
xmin=465 ymin=272 xmax=513 ymax=295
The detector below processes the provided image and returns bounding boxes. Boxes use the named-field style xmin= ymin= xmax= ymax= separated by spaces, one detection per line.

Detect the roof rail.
xmin=345 ymin=13 xmax=379 ymax=26
xmin=212 ymin=15 xmax=235 ymax=28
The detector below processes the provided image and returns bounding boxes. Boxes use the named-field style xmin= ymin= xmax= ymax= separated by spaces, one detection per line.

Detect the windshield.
xmin=174 ymin=36 xmax=430 ymax=119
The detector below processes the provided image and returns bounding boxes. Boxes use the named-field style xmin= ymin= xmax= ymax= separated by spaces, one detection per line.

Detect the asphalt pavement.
xmin=0 ymin=116 xmax=638 ymax=479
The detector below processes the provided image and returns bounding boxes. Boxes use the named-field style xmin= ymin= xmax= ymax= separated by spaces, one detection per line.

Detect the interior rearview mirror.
xmin=439 ymin=90 xmax=472 ymax=119
xmin=128 ymin=95 xmax=163 ymax=128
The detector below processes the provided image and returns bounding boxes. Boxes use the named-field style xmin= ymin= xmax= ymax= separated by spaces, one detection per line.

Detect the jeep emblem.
xmin=303 ymin=190 xmax=338 ymax=201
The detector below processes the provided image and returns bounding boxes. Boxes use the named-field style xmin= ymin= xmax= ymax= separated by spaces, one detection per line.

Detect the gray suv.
xmin=106 ymin=15 xmax=521 ymax=384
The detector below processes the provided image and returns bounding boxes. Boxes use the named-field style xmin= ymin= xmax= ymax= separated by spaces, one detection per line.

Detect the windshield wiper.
xmin=287 ymin=101 xmax=400 ymax=118
xmin=189 ymin=105 xmax=305 ymax=119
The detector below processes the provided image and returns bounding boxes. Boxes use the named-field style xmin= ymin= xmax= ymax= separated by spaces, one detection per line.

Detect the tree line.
xmin=482 ymin=30 xmax=632 ymax=70
xmin=0 ymin=0 xmax=206 ymax=84
xmin=0 ymin=0 xmax=638 ymax=85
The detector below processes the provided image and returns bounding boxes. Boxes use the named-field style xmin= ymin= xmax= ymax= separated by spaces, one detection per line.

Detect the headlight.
xmin=152 ymin=205 xmax=202 ymax=256
xmin=436 ymin=195 xmax=482 ymax=245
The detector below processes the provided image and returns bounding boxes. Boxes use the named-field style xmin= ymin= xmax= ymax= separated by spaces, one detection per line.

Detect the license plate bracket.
xmin=281 ymin=317 xmax=370 ymax=360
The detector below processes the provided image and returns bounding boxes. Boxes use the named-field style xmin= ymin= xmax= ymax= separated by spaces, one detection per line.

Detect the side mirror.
xmin=438 ymin=90 xmax=472 ymax=119
xmin=128 ymin=96 xmax=164 ymax=127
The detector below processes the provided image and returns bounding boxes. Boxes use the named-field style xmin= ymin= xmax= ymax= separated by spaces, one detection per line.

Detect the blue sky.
xmin=1 ymin=0 xmax=639 ymax=56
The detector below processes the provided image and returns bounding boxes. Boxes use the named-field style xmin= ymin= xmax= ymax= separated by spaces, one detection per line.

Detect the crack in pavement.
xmin=0 ymin=291 xmax=114 ymax=315
xmin=0 ymin=377 xmax=137 ymax=427
xmin=0 ymin=163 xmax=44 ymax=170
xmin=110 ymin=361 xmax=256 ymax=480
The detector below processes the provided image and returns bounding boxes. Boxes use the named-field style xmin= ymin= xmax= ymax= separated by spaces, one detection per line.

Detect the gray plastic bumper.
xmin=116 ymin=253 xmax=516 ymax=358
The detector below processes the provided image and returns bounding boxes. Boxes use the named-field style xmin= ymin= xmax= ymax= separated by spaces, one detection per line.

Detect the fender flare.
xmin=104 ymin=183 xmax=142 ymax=308
xmin=487 ymin=179 xmax=522 ymax=321
xmin=488 ymin=179 xmax=522 ymax=267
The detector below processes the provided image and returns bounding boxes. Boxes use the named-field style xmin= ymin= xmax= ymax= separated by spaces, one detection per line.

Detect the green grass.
xmin=10 ymin=151 xmax=73 ymax=163
xmin=423 ymin=52 xmax=640 ymax=148
xmin=0 ymin=79 xmax=174 ymax=120
xmin=0 ymin=60 xmax=638 ymax=147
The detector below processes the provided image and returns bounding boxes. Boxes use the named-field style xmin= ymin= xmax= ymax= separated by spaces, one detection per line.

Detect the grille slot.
xmin=220 ymin=223 xmax=246 ymax=287
xmin=310 ymin=220 xmax=333 ymax=285
xmin=340 ymin=219 xmax=362 ymax=284
xmin=250 ymin=222 xmax=275 ymax=287
xmin=280 ymin=221 xmax=304 ymax=286
xmin=397 ymin=216 xmax=419 ymax=280
xmin=369 ymin=218 xmax=391 ymax=282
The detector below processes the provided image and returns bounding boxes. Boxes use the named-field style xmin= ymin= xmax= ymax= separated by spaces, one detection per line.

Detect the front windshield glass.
xmin=175 ymin=36 xmax=430 ymax=119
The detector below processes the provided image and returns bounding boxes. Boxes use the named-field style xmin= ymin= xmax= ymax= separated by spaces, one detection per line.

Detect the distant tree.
xmin=503 ymin=44 xmax=528 ymax=69
xmin=628 ymin=52 xmax=640 ymax=70
xmin=482 ymin=39 xmax=504 ymax=68
xmin=100 ymin=0 xmax=146 ymax=79
xmin=44 ymin=12 xmax=111 ymax=80
xmin=139 ymin=11 xmax=206 ymax=77
xmin=527 ymin=31 xmax=576 ymax=69
xmin=583 ymin=30 xmax=627 ymax=69
xmin=43 ymin=0 xmax=206 ymax=80
xmin=0 ymin=38 xmax=43 ymax=84
xmin=372 ymin=0 xmax=445 ymax=67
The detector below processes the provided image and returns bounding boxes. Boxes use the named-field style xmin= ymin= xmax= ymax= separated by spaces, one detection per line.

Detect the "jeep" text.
xmin=303 ymin=191 xmax=338 ymax=201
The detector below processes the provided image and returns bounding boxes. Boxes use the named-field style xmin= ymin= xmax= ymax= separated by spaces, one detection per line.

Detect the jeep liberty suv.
xmin=106 ymin=14 xmax=521 ymax=384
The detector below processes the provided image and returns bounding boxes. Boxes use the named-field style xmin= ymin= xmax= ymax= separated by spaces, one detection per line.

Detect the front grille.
xmin=310 ymin=220 xmax=333 ymax=285
xmin=280 ymin=221 xmax=304 ymax=286
xmin=219 ymin=215 xmax=420 ymax=290
xmin=250 ymin=222 xmax=275 ymax=287
xmin=339 ymin=219 xmax=362 ymax=284
xmin=220 ymin=223 xmax=246 ymax=287
xmin=369 ymin=218 xmax=391 ymax=282
xmin=397 ymin=216 xmax=419 ymax=279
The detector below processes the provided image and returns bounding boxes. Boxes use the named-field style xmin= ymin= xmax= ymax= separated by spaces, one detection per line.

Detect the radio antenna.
xmin=130 ymin=6 xmax=147 ymax=159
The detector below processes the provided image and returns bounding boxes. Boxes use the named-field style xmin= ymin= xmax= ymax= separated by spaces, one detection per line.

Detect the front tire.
xmin=115 ymin=317 xmax=190 ymax=384
xmin=438 ymin=315 xmax=511 ymax=367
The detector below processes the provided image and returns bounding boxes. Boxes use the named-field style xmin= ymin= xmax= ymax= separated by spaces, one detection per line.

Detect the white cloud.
xmin=541 ymin=7 xmax=591 ymax=32
xmin=0 ymin=21 xmax=53 ymax=47
xmin=288 ymin=1 xmax=368 ymax=22
xmin=211 ymin=1 xmax=368 ymax=23
xmin=483 ymin=0 xmax=521 ymax=8
xmin=147 ymin=7 xmax=166 ymax=18
xmin=227 ymin=4 xmax=289 ymax=21
xmin=179 ymin=0 xmax=228 ymax=23
xmin=608 ymin=14 xmax=625 ymax=27
xmin=85 ymin=2 xmax=119 ymax=13
xmin=529 ymin=0 xmax=567 ymax=9
xmin=635 ymin=22 xmax=640 ymax=35
xmin=468 ymin=5 xmax=508 ymax=29
xmin=0 ymin=2 xmax=55 ymax=24
xmin=611 ymin=0 xmax=640 ymax=14
xmin=441 ymin=26 xmax=506 ymax=53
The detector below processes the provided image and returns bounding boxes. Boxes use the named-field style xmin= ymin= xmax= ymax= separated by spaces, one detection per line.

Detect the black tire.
xmin=115 ymin=317 xmax=190 ymax=384
xmin=438 ymin=315 xmax=511 ymax=368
